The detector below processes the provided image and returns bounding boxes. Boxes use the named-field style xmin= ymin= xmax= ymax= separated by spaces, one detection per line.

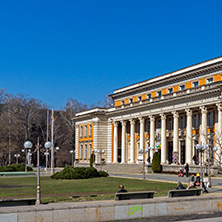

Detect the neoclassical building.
xmin=73 ymin=57 xmax=222 ymax=171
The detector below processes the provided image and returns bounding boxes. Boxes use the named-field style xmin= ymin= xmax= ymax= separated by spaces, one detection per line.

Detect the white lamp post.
xmin=138 ymin=148 xmax=150 ymax=180
xmin=24 ymin=141 xmax=33 ymax=172
xmin=96 ymin=149 xmax=105 ymax=171
xmin=196 ymin=144 xmax=208 ymax=189
xmin=44 ymin=141 xmax=52 ymax=173
xmin=14 ymin=154 xmax=20 ymax=164
xmin=70 ymin=150 xmax=75 ymax=167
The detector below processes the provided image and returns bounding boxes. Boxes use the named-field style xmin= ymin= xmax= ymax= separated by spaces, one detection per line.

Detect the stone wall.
xmin=1 ymin=195 xmax=222 ymax=222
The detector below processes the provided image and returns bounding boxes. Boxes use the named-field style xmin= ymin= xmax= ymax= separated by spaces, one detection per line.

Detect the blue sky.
xmin=0 ymin=0 xmax=222 ymax=110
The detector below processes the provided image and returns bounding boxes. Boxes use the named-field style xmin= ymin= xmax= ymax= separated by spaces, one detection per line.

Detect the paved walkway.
xmin=109 ymin=172 xmax=222 ymax=194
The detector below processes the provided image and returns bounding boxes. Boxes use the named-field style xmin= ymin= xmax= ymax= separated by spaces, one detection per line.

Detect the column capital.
xmin=160 ymin=113 xmax=166 ymax=120
xmin=216 ymin=103 xmax=222 ymax=112
xmin=130 ymin=119 xmax=135 ymax=125
xmin=139 ymin=117 xmax=145 ymax=124
xmin=185 ymin=109 xmax=192 ymax=116
xmin=113 ymin=121 xmax=118 ymax=127
xmin=172 ymin=111 xmax=179 ymax=118
xmin=200 ymin=106 xmax=207 ymax=114
xmin=121 ymin=120 xmax=126 ymax=126
xmin=149 ymin=115 xmax=155 ymax=122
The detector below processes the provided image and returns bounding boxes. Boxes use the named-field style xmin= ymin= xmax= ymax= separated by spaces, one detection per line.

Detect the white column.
xmin=113 ymin=121 xmax=118 ymax=163
xmin=186 ymin=109 xmax=193 ymax=164
xmin=121 ymin=120 xmax=126 ymax=163
xmin=172 ymin=111 xmax=179 ymax=153
xmin=130 ymin=119 xmax=135 ymax=163
xmin=160 ymin=114 xmax=166 ymax=164
xmin=149 ymin=116 xmax=155 ymax=161
xmin=139 ymin=117 xmax=145 ymax=151
xmin=200 ymin=106 xmax=208 ymax=145
xmin=216 ymin=104 xmax=222 ymax=164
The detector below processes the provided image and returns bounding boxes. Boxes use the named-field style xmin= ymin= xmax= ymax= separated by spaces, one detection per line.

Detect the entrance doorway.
xmin=180 ymin=140 xmax=185 ymax=164
xmin=168 ymin=142 xmax=173 ymax=164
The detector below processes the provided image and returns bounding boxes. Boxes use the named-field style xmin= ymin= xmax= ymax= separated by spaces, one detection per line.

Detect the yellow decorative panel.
xmin=186 ymin=82 xmax=191 ymax=89
xmin=214 ymin=74 xmax=221 ymax=82
xmin=199 ymin=78 xmax=205 ymax=86
xmin=162 ymin=88 xmax=167 ymax=95
xmin=133 ymin=96 xmax=137 ymax=102
xmin=151 ymin=91 xmax=156 ymax=98
xmin=142 ymin=94 xmax=146 ymax=100
xmin=173 ymin=85 xmax=179 ymax=92
xmin=115 ymin=101 xmax=121 ymax=107
xmin=125 ymin=98 xmax=128 ymax=104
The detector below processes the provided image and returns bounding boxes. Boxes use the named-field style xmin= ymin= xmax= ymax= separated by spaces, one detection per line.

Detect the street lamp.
xmin=196 ymin=144 xmax=208 ymax=189
xmin=44 ymin=141 xmax=52 ymax=173
xmin=138 ymin=148 xmax=149 ymax=180
xmin=70 ymin=150 xmax=75 ymax=167
xmin=14 ymin=154 xmax=20 ymax=164
xmin=96 ymin=149 xmax=105 ymax=171
xmin=24 ymin=141 xmax=33 ymax=172
xmin=24 ymin=138 xmax=42 ymax=205
xmin=207 ymin=145 xmax=217 ymax=187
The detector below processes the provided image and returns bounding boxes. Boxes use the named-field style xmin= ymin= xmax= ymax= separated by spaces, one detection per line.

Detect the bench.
xmin=168 ymin=189 xmax=202 ymax=198
xmin=115 ymin=191 xmax=155 ymax=201
xmin=0 ymin=198 xmax=36 ymax=207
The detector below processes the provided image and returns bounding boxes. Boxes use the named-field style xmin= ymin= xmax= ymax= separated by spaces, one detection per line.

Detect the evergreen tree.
xmin=151 ymin=151 xmax=161 ymax=173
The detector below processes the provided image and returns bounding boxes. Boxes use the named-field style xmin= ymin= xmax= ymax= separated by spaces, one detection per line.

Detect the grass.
xmin=0 ymin=176 xmax=177 ymax=203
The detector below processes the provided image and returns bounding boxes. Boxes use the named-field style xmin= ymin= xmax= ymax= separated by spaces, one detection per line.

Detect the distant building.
xmin=73 ymin=57 xmax=222 ymax=172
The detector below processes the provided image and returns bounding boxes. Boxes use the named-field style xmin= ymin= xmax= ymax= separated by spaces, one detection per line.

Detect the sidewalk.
xmin=109 ymin=172 xmax=222 ymax=194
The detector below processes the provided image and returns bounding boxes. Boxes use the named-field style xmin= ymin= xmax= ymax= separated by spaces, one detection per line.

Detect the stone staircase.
xmin=75 ymin=162 xmax=147 ymax=174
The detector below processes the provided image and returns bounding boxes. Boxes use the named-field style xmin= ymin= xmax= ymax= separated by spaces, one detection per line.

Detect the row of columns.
xmin=113 ymin=104 xmax=222 ymax=165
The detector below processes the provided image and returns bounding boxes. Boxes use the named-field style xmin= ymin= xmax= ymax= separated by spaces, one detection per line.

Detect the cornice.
xmin=110 ymin=59 xmax=222 ymax=99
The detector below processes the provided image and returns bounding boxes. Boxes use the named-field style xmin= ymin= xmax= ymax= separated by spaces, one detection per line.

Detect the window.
xmin=157 ymin=119 xmax=161 ymax=128
xmin=80 ymin=144 xmax=83 ymax=159
xmin=129 ymin=98 xmax=133 ymax=104
xmin=180 ymin=116 xmax=185 ymax=129
xmin=138 ymin=96 xmax=142 ymax=101
xmin=168 ymin=117 xmax=173 ymax=130
xmin=137 ymin=122 xmax=140 ymax=135
xmin=179 ymin=85 xmax=185 ymax=91
xmin=192 ymin=81 xmax=199 ymax=87
xmin=89 ymin=124 xmax=92 ymax=137
xmin=157 ymin=91 xmax=162 ymax=96
xmin=207 ymin=77 xmax=214 ymax=84
xmin=147 ymin=121 xmax=150 ymax=134
xmin=147 ymin=94 xmax=151 ymax=99
xmin=84 ymin=125 xmax=87 ymax=137
xmin=88 ymin=144 xmax=92 ymax=158
xmin=168 ymin=88 xmax=173 ymax=94
xmin=80 ymin=126 xmax=83 ymax=138
xmin=208 ymin=111 xmax=214 ymax=127
xmin=193 ymin=114 xmax=199 ymax=129
xmin=121 ymin=100 xmax=125 ymax=105
xmin=84 ymin=144 xmax=87 ymax=159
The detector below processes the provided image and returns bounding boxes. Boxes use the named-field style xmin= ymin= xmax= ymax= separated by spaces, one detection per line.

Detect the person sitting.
xmin=194 ymin=173 xmax=200 ymax=186
xmin=117 ymin=184 xmax=127 ymax=193
xmin=178 ymin=169 xmax=184 ymax=177
xmin=189 ymin=173 xmax=195 ymax=183
xmin=176 ymin=181 xmax=186 ymax=190
xmin=187 ymin=181 xmax=196 ymax=190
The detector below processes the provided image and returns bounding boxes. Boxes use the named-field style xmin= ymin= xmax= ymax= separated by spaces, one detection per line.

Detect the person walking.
xmin=185 ymin=163 xmax=189 ymax=177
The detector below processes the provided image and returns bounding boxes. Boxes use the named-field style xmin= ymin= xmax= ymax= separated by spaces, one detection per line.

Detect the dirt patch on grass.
xmin=0 ymin=184 xmax=34 ymax=188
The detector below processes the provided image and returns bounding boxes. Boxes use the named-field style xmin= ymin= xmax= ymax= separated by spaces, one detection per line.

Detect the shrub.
xmin=151 ymin=152 xmax=161 ymax=173
xmin=0 ymin=164 xmax=33 ymax=172
xmin=90 ymin=153 xmax=95 ymax=167
xmin=51 ymin=167 xmax=99 ymax=180
xmin=98 ymin=171 xmax=109 ymax=177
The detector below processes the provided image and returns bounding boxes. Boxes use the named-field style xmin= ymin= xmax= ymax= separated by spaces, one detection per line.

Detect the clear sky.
xmin=0 ymin=0 xmax=222 ymax=110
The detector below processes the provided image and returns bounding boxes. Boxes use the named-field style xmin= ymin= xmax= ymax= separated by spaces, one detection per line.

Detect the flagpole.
xmin=51 ymin=109 xmax=54 ymax=175
xmin=46 ymin=110 xmax=49 ymax=141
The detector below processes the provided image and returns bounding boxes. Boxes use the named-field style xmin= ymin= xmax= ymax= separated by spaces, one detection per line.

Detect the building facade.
xmin=73 ymin=57 xmax=222 ymax=170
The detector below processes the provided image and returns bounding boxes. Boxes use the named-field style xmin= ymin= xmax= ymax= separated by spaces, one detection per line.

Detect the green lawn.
xmin=0 ymin=176 xmax=177 ymax=203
